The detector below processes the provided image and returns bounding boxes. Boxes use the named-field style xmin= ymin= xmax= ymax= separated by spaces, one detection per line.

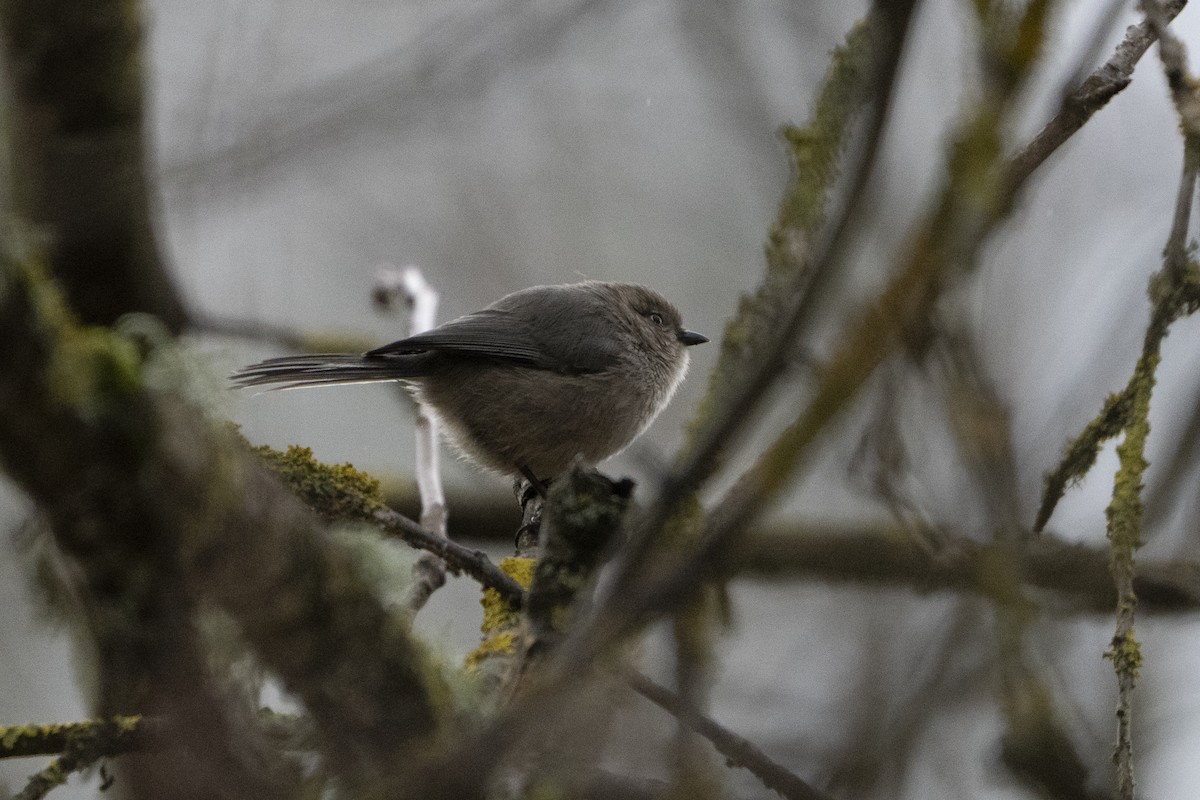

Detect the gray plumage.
xmin=232 ymin=281 xmax=707 ymax=480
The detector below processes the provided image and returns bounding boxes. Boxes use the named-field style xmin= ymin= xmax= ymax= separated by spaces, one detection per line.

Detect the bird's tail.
xmin=230 ymin=353 xmax=425 ymax=390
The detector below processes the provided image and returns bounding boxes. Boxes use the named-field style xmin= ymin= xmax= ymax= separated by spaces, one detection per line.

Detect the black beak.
xmin=678 ymin=330 xmax=709 ymax=346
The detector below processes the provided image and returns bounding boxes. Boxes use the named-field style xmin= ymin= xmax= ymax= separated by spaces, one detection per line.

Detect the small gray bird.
xmin=232 ymin=281 xmax=708 ymax=484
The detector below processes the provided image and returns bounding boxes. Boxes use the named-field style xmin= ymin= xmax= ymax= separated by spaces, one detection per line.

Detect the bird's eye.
xmin=648 ymin=312 xmax=664 ymax=326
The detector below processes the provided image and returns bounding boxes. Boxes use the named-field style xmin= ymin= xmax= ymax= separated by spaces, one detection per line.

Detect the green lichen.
xmin=1106 ymin=415 xmax=1151 ymax=555
xmin=525 ymin=471 xmax=631 ymax=643
xmin=463 ymin=631 xmax=519 ymax=673
xmin=467 ymin=557 xmax=534 ymax=673
xmin=113 ymin=714 xmax=139 ymax=732
xmin=48 ymin=326 xmax=143 ymax=410
xmin=0 ymin=716 xmax=143 ymax=759
xmin=1181 ymin=262 xmax=1200 ymax=311
xmin=39 ymin=758 xmax=69 ymax=786
xmin=774 ymin=19 xmax=873 ymax=236
xmin=1 ymin=723 xmax=35 ymax=750
xmin=1150 ymin=259 xmax=1200 ymax=318
xmin=15 ymin=259 xmax=143 ymax=413
xmin=1105 ymin=632 xmax=1143 ymax=679
xmin=502 ymin=555 xmax=535 ymax=587
xmin=479 ymin=556 xmax=535 ymax=634
xmin=1035 ymin=389 xmax=1133 ymax=532
xmin=252 ymin=444 xmax=385 ymax=522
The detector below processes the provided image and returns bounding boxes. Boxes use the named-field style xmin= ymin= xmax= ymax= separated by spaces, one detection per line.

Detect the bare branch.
xmin=373 ymin=504 xmax=526 ymax=604
xmin=1004 ymin=0 xmax=1187 ymax=190
xmin=628 ymin=673 xmax=833 ymax=800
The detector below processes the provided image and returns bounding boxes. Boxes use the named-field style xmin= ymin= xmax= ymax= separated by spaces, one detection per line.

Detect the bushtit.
xmin=232 ymin=281 xmax=708 ymax=484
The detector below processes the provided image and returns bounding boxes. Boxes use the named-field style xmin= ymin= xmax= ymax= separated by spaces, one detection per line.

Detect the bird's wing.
xmin=368 ymin=310 xmax=541 ymax=360
xmin=366 ymin=305 xmax=621 ymax=374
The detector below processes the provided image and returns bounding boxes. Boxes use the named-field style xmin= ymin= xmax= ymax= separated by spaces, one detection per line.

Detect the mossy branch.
xmin=653 ymin=19 xmax=879 ymax=746
xmin=466 ymin=556 xmax=534 ymax=676
xmin=0 ymin=717 xmax=144 ymax=761
xmin=252 ymin=444 xmax=389 ymax=521
xmin=1035 ymin=14 xmax=1200 ymax=533
xmin=0 ymin=259 xmax=441 ymax=788
xmin=4 ymin=717 xmax=143 ymax=800
xmin=1033 ymin=390 xmax=1133 ymax=532
xmin=670 ymin=0 xmax=1056 ymax=595
xmin=1106 ymin=84 xmax=1200 ymax=800
xmin=466 ymin=468 xmax=632 ymax=695
xmin=1033 ymin=262 xmax=1200 ymax=534
xmin=682 ymin=17 xmax=876 ymax=467
xmin=526 ymin=469 xmax=633 ymax=648
xmin=1033 ymin=68 xmax=1200 ymax=796
xmin=591 ymin=10 xmax=918 ymax=689
xmin=252 ymin=444 xmax=525 ymax=606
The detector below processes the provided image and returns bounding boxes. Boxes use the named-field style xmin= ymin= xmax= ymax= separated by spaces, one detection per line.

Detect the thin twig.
xmin=1004 ymin=0 xmax=1187 ymax=190
xmin=376 ymin=265 xmax=451 ymax=612
xmin=1034 ymin=389 xmax=1135 ymax=533
xmin=1055 ymin=0 xmax=1139 ymax=98
xmin=371 ymin=505 xmax=525 ymax=606
xmin=628 ymin=673 xmax=833 ymax=800
xmin=1162 ymin=129 xmax=1199 ymax=281
xmin=0 ymin=713 xmax=313 ymax=761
